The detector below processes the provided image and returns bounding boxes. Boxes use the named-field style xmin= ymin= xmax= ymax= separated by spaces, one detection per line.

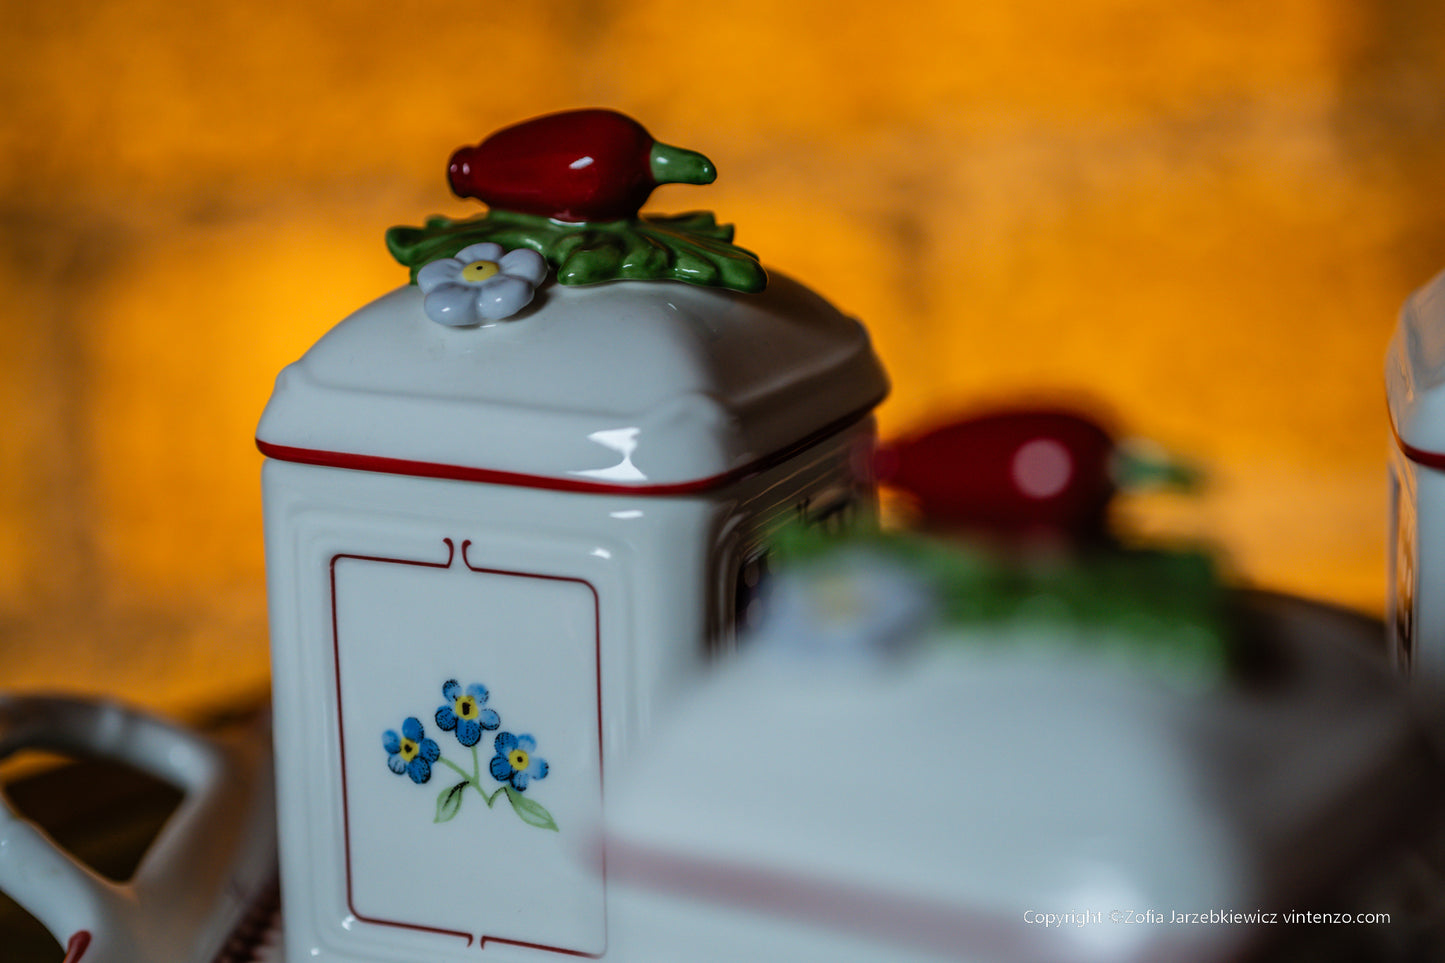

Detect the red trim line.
xmin=331 ymin=541 xmax=473 ymax=947
xmin=1398 ymin=438 xmax=1445 ymax=471
xmin=1389 ymin=404 xmax=1445 ymax=469
xmin=481 ymin=935 xmax=603 ymax=956
xmin=606 ymin=842 xmax=1054 ymax=962
xmin=257 ymin=402 xmax=880 ymax=496
xmin=62 ymin=931 xmax=91 ymax=963
xmin=331 ymin=539 xmax=606 ymax=957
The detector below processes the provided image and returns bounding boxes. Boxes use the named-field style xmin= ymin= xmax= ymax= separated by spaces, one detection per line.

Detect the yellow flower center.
xmin=508 ymin=749 xmax=530 ymax=772
xmin=455 ymin=695 xmax=476 ymax=719
xmin=400 ymin=738 xmax=419 ymax=762
xmin=461 ymin=260 xmax=500 ymax=282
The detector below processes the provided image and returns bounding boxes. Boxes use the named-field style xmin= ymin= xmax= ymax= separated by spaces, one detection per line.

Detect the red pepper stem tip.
xmin=650 ymin=142 xmax=717 ymax=186
xmin=1109 ymin=438 xmax=1204 ymax=493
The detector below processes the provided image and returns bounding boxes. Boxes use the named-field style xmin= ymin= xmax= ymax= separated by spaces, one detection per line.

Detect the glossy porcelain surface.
xmin=416 ymin=242 xmax=547 ymax=325
xmin=256 ymin=273 xmax=886 ymax=488
xmin=262 ymin=425 xmax=870 ymax=961
xmin=446 ymin=109 xmax=715 ymax=224
xmin=1388 ymin=269 xmax=1445 ymax=679
xmin=0 ymin=696 xmax=276 ymax=963
xmin=602 ymin=592 xmax=1418 ymax=963
xmin=1389 ymin=267 xmax=1445 ymax=454
xmin=391 ymin=110 xmax=764 ymax=291
xmin=262 ymin=107 xmax=888 ymax=959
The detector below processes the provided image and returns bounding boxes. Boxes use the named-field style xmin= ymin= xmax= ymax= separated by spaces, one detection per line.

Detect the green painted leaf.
xmin=619 ymin=233 xmax=669 ymax=275
xmin=503 ymin=785 xmax=558 ymax=831
xmin=435 ymin=781 xmax=467 ymax=823
xmin=385 ymin=209 xmax=766 ymax=293
xmin=558 ymin=240 xmax=624 ymax=285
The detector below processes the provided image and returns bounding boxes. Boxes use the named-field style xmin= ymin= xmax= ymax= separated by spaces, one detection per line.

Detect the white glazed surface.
xmin=247 ymin=596 xmax=1419 ymax=963
xmin=257 ymin=274 xmax=887 ymax=486
xmin=259 ymin=250 xmax=886 ymax=961
xmin=262 ymin=427 xmax=867 ymax=963
xmin=1388 ymin=267 xmax=1445 ymax=452
xmin=600 ymin=612 xmax=1419 ymax=963
xmin=0 ymin=696 xmax=276 ymax=963
xmin=1387 ymin=270 xmax=1445 ymax=683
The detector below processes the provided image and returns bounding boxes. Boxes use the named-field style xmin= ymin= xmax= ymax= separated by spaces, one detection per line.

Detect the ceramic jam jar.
xmin=256 ymin=110 xmax=888 ymax=961
xmin=1387 ymin=267 xmax=1445 ymax=680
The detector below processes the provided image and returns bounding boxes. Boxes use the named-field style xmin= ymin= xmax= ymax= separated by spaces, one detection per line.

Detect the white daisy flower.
xmin=416 ymin=242 xmax=548 ymax=326
xmin=747 ymin=549 xmax=937 ymax=661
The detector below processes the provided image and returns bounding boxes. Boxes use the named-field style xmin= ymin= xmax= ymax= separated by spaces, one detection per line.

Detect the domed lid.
xmin=1389 ymin=267 xmax=1445 ymax=461
xmin=256 ymin=273 xmax=887 ymax=492
xmin=256 ymin=110 xmax=888 ymax=493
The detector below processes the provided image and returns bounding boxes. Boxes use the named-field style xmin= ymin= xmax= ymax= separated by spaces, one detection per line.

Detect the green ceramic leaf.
xmin=558 ymin=240 xmax=624 ymax=285
xmin=385 ymin=210 xmax=767 ymax=293
xmin=435 ymin=782 xmax=467 ymax=823
xmin=503 ymin=785 xmax=559 ymax=831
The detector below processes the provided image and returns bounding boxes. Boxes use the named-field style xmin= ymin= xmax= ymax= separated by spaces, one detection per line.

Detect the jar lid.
xmin=1389 ymin=267 xmax=1445 ymax=465
xmin=257 ymin=272 xmax=887 ymax=493
xmin=257 ymin=111 xmax=887 ymax=492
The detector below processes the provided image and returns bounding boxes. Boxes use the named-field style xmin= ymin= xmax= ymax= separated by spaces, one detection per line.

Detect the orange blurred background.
xmin=2 ymin=0 xmax=1442 ymax=718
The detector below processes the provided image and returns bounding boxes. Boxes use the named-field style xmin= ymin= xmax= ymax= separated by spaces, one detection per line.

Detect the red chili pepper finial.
xmin=447 ymin=109 xmax=717 ymax=223
xmin=876 ymin=408 xmax=1201 ymax=544
xmin=876 ymin=409 xmax=1119 ymax=542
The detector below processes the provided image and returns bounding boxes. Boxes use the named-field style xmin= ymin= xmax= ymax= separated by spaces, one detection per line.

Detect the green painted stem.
xmin=1111 ymin=440 xmax=1202 ymax=492
xmin=650 ymin=142 xmax=716 ymax=186
xmin=439 ymin=757 xmax=472 ymax=783
xmin=438 ymin=752 xmax=505 ymax=808
xmin=467 ymin=745 xmax=496 ymax=807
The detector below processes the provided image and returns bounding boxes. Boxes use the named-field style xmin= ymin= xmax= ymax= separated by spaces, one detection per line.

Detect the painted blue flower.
xmin=435 ymin=679 xmax=501 ymax=747
xmin=489 ymin=732 xmax=549 ymax=791
xmin=382 ymin=717 xmax=440 ymax=784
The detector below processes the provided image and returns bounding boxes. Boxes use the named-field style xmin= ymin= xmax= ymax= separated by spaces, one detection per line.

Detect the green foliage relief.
xmin=386 ymin=210 xmax=767 ymax=293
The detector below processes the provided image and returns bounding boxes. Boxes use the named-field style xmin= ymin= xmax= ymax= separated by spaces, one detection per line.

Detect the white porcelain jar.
xmin=257 ymin=197 xmax=887 ymax=959
xmin=1387 ymin=268 xmax=1445 ymax=680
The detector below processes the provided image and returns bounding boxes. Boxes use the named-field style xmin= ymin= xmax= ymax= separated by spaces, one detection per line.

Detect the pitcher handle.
xmin=0 ymin=694 xmax=240 ymax=962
